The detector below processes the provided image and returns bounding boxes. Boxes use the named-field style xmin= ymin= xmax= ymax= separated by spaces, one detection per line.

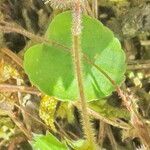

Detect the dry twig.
xmin=0 ymin=84 xmax=41 ymax=95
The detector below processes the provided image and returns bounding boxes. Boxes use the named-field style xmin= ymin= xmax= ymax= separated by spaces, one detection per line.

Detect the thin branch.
xmin=0 ymin=48 xmax=23 ymax=68
xmin=92 ymin=0 xmax=98 ymax=18
xmin=128 ymin=59 xmax=150 ymax=64
xmin=106 ymin=125 xmax=118 ymax=150
xmin=0 ymin=21 xmax=70 ymax=52
xmin=14 ymin=103 xmax=49 ymax=130
xmin=140 ymin=40 xmax=150 ymax=46
xmin=128 ymin=62 xmax=150 ymax=70
xmin=84 ymin=0 xmax=94 ymax=17
xmin=74 ymin=102 xmax=131 ymax=130
xmin=98 ymin=121 xmax=106 ymax=147
xmin=8 ymin=112 xmax=32 ymax=140
xmin=0 ymin=84 xmax=41 ymax=95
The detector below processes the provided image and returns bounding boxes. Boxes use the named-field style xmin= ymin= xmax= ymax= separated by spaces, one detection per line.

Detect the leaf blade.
xmin=32 ymin=133 xmax=68 ymax=150
xmin=24 ymin=11 xmax=126 ymax=101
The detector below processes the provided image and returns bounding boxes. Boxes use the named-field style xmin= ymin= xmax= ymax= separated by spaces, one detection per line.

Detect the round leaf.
xmin=24 ymin=11 xmax=126 ymax=101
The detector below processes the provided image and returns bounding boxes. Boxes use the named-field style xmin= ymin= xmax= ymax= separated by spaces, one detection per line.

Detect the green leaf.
xmin=24 ymin=11 xmax=126 ymax=101
xmin=69 ymin=139 xmax=99 ymax=150
xmin=89 ymin=100 xmax=130 ymax=120
xmin=32 ymin=133 xmax=68 ymax=150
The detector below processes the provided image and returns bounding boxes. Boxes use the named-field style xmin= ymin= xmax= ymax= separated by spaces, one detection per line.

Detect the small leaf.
xmin=24 ymin=11 xmax=126 ymax=101
xmin=32 ymin=133 xmax=68 ymax=150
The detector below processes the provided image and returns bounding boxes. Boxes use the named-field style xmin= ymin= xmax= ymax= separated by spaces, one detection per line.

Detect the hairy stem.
xmin=72 ymin=0 xmax=96 ymax=148
xmin=72 ymin=35 xmax=94 ymax=141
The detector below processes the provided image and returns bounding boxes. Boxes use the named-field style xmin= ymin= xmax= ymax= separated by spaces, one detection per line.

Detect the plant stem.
xmin=73 ymin=102 xmax=130 ymax=130
xmin=1 ymin=48 xmax=23 ymax=68
xmin=72 ymin=0 xmax=96 ymax=148
xmin=0 ymin=21 xmax=69 ymax=52
xmin=72 ymin=35 xmax=94 ymax=141
xmin=0 ymin=84 xmax=41 ymax=95
xmin=98 ymin=121 xmax=106 ymax=146
xmin=8 ymin=112 xmax=32 ymax=140
xmin=92 ymin=0 xmax=98 ymax=18
xmin=84 ymin=0 xmax=94 ymax=17
xmin=106 ymin=125 xmax=118 ymax=150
